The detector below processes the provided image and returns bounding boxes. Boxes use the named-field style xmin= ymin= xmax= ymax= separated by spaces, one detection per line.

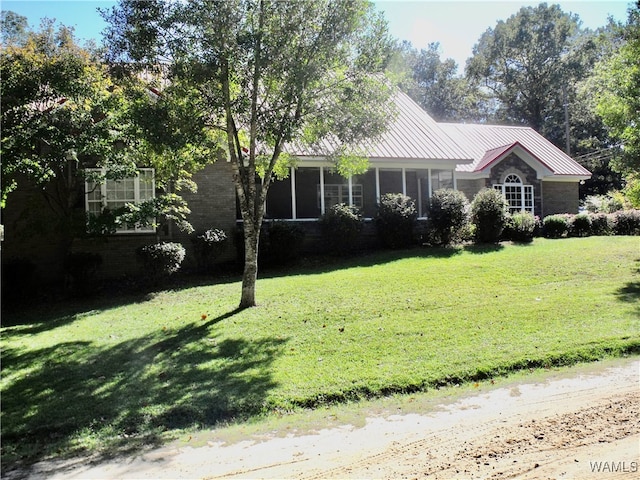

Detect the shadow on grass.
xmin=1 ymin=308 xmax=288 ymax=476
xmin=462 ymin=243 xmax=505 ymax=254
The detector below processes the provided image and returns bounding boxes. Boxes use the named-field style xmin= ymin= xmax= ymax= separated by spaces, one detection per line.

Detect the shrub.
xmin=470 ymin=188 xmax=508 ymax=243
xmin=191 ymin=228 xmax=227 ymax=272
xmin=568 ymin=214 xmax=592 ymax=237
xmin=589 ymin=213 xmax=613 ymax=236
xmin=65 ymin=252 xmax=103 ymax=296
xmin=612 ymin=209 xmax=640 ymax=236
xmin=426 ymin=189 xmax=469 ymax=246
xmin=136 ymin=242 xmax=186 ymax=281
xmin=376 ymin=193 xmax=418 ymax=248
xmin=504 ymin=211 xmax=537 ymax=243
xmin=265 ymin=221 xmax=305 ymax=264
xmin=543 ymin=214 xmax=569 ymax=238
xmin=319 ymin=203 xmax=364 ymax=255
xmin=583 ymin=194 xmax=623 ymax=214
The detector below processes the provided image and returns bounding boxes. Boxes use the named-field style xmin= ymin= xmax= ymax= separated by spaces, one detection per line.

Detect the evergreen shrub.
xmin=504 ymin=211 xmax=537 ymax=243
xmin=137 ymin=242 xmax=186 ymax=280
xmin=426 ymin=189 xmax=469 ymax=246
xmin=569 ymin=214 xmax=592 ymax=237
xmin=612 ymin=210 xmax=640 ymax=235
xmin=470 ymin=188 xmax=508 ymax=243
xmin=320 ymin=203 xmax=363 ymax=255
xmin=265 ymin=221 xmax=305 ymax=264
xmin=376 ymin=193 xmax=418 ymax=248
xmin=543 ymin=215 xmax=570 ymax=238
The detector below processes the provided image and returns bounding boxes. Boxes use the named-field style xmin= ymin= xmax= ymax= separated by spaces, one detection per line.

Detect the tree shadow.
xmin=462 ymin=243 xmax=505 ymax=255
xmin=1 ymin=308 xmax=287 ymax=477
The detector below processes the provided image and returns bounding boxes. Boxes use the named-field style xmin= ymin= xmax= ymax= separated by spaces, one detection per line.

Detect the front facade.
xmin=1 ymin=89 xmax=591 ymax=281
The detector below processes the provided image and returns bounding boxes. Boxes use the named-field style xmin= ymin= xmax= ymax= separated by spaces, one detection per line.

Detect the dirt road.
xmin=24 ymin=357 xmax=640 ymax=479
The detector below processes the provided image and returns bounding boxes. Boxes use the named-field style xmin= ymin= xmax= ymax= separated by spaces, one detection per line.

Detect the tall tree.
xmin=102 ymin=0 xmax=394 ymax=309
xmin=592 ymin=3 xmax=640 ymax=206
xmin=389 ymin=41 xmax=486 ymax=122
xmin=1 ymin=10 xmax=29 ymax=46
xmin=466 ymin=3 xmax=581 ymax=138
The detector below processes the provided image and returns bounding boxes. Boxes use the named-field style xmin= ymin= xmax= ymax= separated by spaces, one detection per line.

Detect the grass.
xmin=2 ymin=237 xmax=639 ymax=469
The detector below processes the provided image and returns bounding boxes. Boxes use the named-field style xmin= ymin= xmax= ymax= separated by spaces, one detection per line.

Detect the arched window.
xmin=493 ymin=174 xmax=534 ymax=213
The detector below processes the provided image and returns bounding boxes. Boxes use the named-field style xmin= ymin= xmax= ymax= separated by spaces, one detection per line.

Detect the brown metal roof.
xmin=287 ymin=90 xmax=473 ymax=163
xmin=439 ymin=123 xmax=591 ymax=177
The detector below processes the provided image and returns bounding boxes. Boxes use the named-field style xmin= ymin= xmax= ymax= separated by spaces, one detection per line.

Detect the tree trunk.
xmin=239 ymin=216 xmax=260 ymax=309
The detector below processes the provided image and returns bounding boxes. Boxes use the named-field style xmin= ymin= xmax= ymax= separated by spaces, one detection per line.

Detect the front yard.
xmin=2 ymin=237 xmax=639 ymax=469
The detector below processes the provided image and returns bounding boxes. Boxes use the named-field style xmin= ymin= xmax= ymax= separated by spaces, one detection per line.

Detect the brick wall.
xmin=456 ymin=179 xmax=484 ymax=203
xmin=541 ymin=181 xmax=580 ymax=216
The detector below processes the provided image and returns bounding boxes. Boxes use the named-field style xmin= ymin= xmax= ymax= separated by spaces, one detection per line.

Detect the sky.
xmin=1 ymin=0 xmax=632 ymax=70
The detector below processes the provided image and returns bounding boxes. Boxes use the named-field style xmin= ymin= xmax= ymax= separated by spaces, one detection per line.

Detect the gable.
xmin=439 ymin=123 xmax=591 ymax=180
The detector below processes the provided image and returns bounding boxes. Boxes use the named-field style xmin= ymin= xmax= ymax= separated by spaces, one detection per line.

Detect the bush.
xmin=65 ymin=252 xmax=103 ymax=296
xmin=583 ymin=194 xmax=623 ymax=214
xmin=612 ymin=209 xmax=640 ymax=236
xmin=426 ymin=189 xmax=469 ymax=246
xmin=543 ymin=214 xmax=570 ymax=238
xmin=375 ymin=193 xmax=418 ymax=248
xmin=504 ymin=211 xmax=537 ymax=243
xmin=265 ymin=221 xmax=305 ymax=264
xmin=568 ymin=214 xmax=592 ymax=237
xmin=589 ymin=213 xmax=613 ymax=236
xmin=470 ymin=188 xmax=508 ymax=243
xmin=191 ymin=228 xmax=227 ymax=272
xmin=136 ymin=242 xmax=186 ymax=281
xmin=319 ymin=203 xmax=364 ymax=255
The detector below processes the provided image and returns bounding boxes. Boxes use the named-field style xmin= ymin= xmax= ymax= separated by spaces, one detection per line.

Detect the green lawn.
xmin=2 ymin=237 xmax=639 ymax=467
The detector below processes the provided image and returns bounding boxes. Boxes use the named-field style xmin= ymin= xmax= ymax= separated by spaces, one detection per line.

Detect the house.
xmin=1 ymin=89 xmax=590 ymax=282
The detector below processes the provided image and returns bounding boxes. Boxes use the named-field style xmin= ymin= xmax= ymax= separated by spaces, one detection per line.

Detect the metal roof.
xmin=439 ymin=123 xmax=592 ymax=177
xmin=287 ymin=90 xmax=473 ymax=163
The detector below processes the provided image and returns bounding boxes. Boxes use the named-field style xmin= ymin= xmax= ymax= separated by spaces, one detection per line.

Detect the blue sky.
xmin=2 ymin=0 xmax=632 ymax=69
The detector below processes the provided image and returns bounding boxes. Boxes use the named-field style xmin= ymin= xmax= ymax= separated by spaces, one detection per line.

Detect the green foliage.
xmin=426 ymin=188 xmax=470 ymax=245
xmin=470 ymin=188 xmax=508 ymax=243
xmin=589 ymin=213 xmax=614 ymax=236
xmin=319 ymin=203 xmax=364 ymax=255
xmin=543 ymin=214 xmax=570 ymax=238
xmin=390 ymin=41 xmax=486 ymax=122
xmin=375 ymin=193 xmax=418 ymax=248
xmin=504 ymin=211 xmax=538 ymax=243
xmin=584 ymin=194 xmax=624 ymax=213
xmin=612 ymin=209 xmax=640 ymax=235
xmin=592 ymin=5 xmax=640 ymax=176
xmin=569 ymin=213 xmax=592 ymax=237
xmin=466 ymin=3 xmax=582 ymax=134
xmin=264 ymin=221 xmax=306 ymax=265
xmin=136 ymin=242 xmax=186 ymax=280
xmin=102 ymin=0 xmax=396 ymax=308
xmin=191 ymin=228 xmax=228 ymax=273
xmin=622 ymin=174 xmax=640 ymax=208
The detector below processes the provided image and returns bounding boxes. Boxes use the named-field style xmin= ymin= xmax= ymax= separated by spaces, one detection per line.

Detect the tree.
xmin=466 ymin=3 xmax=582 ymax=137
xmin=592 ymin=3 xmax=640 ymax=177
xmin=0 ymin=19 xmax=202 ymax=275
xmin=102 ymin=0 xmax=395 ymax=309
xmin=1 ymin=10 xmax=29 ymax=46
xmin=389 ymin=41 xmax=486 ymax=122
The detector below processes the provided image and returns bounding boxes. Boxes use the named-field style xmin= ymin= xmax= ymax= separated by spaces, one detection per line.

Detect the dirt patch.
xmin=15 ymin=357 xmax=640 ymax=479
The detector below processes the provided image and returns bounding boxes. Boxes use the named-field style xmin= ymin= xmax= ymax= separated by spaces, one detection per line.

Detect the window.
xmin=86 ymin=168 xmax=155 ymax=232
xmin=430 ymin=169 xmax=453 ymax=191
xmin=318 ymin=184 xmax=363 ymax=210
xmin=493 ymin=174 xmax=534 ymax=213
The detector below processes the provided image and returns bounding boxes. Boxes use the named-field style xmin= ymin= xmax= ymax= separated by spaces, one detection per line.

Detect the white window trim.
xmin=85 ymin=168 xmax=156 ymax=233
xmin=493 ymin=174 xmax=534 ymax=213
